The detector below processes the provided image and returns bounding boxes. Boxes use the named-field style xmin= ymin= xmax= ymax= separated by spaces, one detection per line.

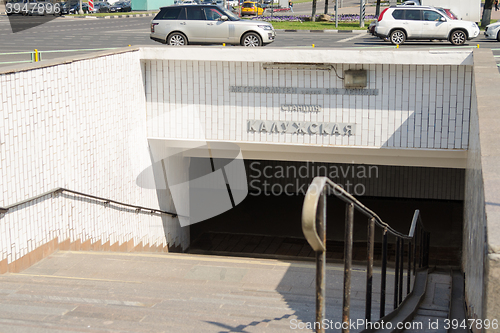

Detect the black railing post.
xmin=394 ymin=237 xmax=400 ymax=309
xmin=380 ymin=229 xmax=388 ymax=318
xmin=301 ymin=179 xmax=429 ymax=332
xmin=407 ymin=241 xmax=412 ymax=295
xmin=424 ymin=232 xmax=430 ymax=267
xmin=413 ymin=231 xmax=417 ymax=274
xmin=342 ymin=203 xmax=354 ymax=333
xmin=365 ymin=217 xmax=375 ymax=323
xmin=315 ymin=189 xmax=327 ymax=333
xmin=419 ymin=228 xmax=424 ymax=268
xmin=399 ymin=239 xmax=404 ymax=304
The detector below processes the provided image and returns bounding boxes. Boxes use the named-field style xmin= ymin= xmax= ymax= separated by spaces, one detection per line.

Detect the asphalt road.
xmin=1 ymin=15 xmax=500 ymax=65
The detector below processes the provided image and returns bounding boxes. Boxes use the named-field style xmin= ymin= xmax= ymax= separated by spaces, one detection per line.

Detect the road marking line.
xmin=337 ymin=33 xmax=366 ymax=43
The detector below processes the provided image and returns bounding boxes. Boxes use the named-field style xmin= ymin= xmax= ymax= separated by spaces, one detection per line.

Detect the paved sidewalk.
xmin=0 ymin=251 xmax=396 ymax=332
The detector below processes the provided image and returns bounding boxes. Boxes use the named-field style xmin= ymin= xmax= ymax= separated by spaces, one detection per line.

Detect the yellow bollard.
xmin=223 ymin=43 xmax=226 ymax=46
xmin=128 ymin=45 xmax=131 ymax=47
xmin=396 ymin=44 xmax=399 ymax=49
xmin=312 ymin=44 xmax=315 ymax=48
xmin=477 ymin=44 xmax=480 ymax=48
xmin=34 ymin=49 xmax=38 ymax=62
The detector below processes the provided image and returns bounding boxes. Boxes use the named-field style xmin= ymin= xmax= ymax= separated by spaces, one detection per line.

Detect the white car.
xmin=485 ymin=22 xmax=500 ymax=41
xmin=375 ymin=6 xmax=480 ymax=45
xmin=150 ymin=4 xmax=276 ymax=46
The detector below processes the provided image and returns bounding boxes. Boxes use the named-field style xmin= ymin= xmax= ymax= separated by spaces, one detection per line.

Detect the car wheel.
xmin=241 ymin=32 xmax=262 ymax=47
xmin=389 ymin=29 xmax=406 ymax=45
xmin=450 ymin=29 xmax=466 ymax=46
xmin=497 ymin=31 xmax=500 ymax=42
xmin=167 ymin=32 xmax=188 ymax=46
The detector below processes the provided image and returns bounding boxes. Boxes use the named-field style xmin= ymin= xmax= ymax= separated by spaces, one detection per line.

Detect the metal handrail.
xmin=302 ymin=177 xmax=430 ymax=333
xmin=0 ymin=187 xmax=177 ymax=217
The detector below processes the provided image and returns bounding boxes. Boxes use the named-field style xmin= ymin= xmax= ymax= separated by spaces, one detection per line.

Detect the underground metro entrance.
xmin=187 ymin=159 xmax=464 ymax=266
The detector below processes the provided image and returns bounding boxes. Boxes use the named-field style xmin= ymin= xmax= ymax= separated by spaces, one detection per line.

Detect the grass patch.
xmin=268 ymin=20 xmax=374 ymax=30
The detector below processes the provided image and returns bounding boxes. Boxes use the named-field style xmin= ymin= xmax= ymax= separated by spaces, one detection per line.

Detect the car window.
xmin=157 ymin=7 xmax=183 ymax=20
xmin=392 ymin=9 xmax=404 ymax=20
xmin=187 ymin=6 xmax=205 ymax=20
xmin=204 ymin=7 xmax=223 ymax=20
xmin=219 ymin=6 xmax=240 ymax=20
xmin=242 ymin=2 xmax=254 ymax=7
xmin=177 ymin=7 xmax=186 ymax=19
xmin=423 ymin=10 xmax=443 ymax=21
xmin=405 ymin=10 xmax=421 ymax=20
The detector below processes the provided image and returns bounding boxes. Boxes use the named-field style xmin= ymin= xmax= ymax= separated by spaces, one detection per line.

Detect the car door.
xmin=203 ymin=6 xmax=229 ymax=43
xmin=402 ymin=9 xmax=423 ymax=38
xmin=183 ymin=6 xmax=207 ymax=42
xmin=421 ymin=9 xmax=449 ymax=39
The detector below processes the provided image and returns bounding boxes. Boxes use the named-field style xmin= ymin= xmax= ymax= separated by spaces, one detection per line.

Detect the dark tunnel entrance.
xmin=188 ymin=159 xmax=464 ymax=266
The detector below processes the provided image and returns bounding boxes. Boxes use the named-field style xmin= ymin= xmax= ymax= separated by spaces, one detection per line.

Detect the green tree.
xmin=482 ymin=0 xmax=494 ymax=27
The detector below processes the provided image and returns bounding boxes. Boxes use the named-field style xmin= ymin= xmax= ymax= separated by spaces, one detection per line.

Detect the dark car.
xmin=115 ymin=1 xmax=131 ymax=11
xmin=94 ymin=2 xmax=111 ymax=12
xmin=59 ymin=1 xmax=72 ymax=14
xmin=69 ymin=2 xmax=90 ymax=13
xmin=109 ymin=2 xmax=121 ymax=12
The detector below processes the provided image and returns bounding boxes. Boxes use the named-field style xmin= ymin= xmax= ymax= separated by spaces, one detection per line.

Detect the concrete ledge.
xmin=464 ymin=49 xmax=500 ymax=332
xmin=0 ymin=46 xmax=140 ymax=75
xmin=140 ymin=46 xmax=474 ymax=65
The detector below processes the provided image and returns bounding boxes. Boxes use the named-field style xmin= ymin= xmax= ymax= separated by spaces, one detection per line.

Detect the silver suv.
xmin=150 ymin=5 xmax=276 ymax=47
xmin=375 ymin=6 xmax=479 ymax=45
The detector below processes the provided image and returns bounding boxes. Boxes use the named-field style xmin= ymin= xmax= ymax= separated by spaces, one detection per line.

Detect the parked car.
xmin=241 ymin=1 xmax=264 ymax=16
xmin=368 ymin=20 xmax=376 ymax=35
xmin=59 ymin=1 xmax=72 ymax=14
xmin=150 ymin=4 xmax=276 ymax=46
xmin=69 ymin=2 xmax=90 ymax=13
xmin=485 ymin=22 xmax=500 ymax=41
xmin=374 ymin=6 xmax=479 ymax=45
xmin=119 ymin=1 xmax=131 ymax=11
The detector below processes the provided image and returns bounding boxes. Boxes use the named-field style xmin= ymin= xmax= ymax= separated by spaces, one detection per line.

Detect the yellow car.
xmin=241 ymin=1 xmax=264 ymax=16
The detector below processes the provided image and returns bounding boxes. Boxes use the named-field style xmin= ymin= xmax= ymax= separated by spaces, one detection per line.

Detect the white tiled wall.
xmin=0 ymin=50 xmax=475 ymax=265
xmin=144 ymin=60 xmax=472 ymax=150
xmin=0 ymin=51 xmax=188 ymax=264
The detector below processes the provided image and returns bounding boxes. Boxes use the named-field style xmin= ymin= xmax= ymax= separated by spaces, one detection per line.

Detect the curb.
xmin=277 ymin=29 xmax=368 ymax=33
xmin=61 ymin=12 xmax=157 ymax=19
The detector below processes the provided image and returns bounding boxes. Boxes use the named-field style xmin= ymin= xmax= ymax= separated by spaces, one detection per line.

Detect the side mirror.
xmin=220 ymin=15 xmax=228 ymax=20
xmin=440 ymin=17 xmax=446 ymax=21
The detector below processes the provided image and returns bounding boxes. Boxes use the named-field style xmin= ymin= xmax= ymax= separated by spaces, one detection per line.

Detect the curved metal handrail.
xmin=302 ymin=177 xmax=429 ymax=333
xmin=0 ymin=187 xmax=177 ymax=217
xmin=303 ymin=178 xmax=424 ymax=252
